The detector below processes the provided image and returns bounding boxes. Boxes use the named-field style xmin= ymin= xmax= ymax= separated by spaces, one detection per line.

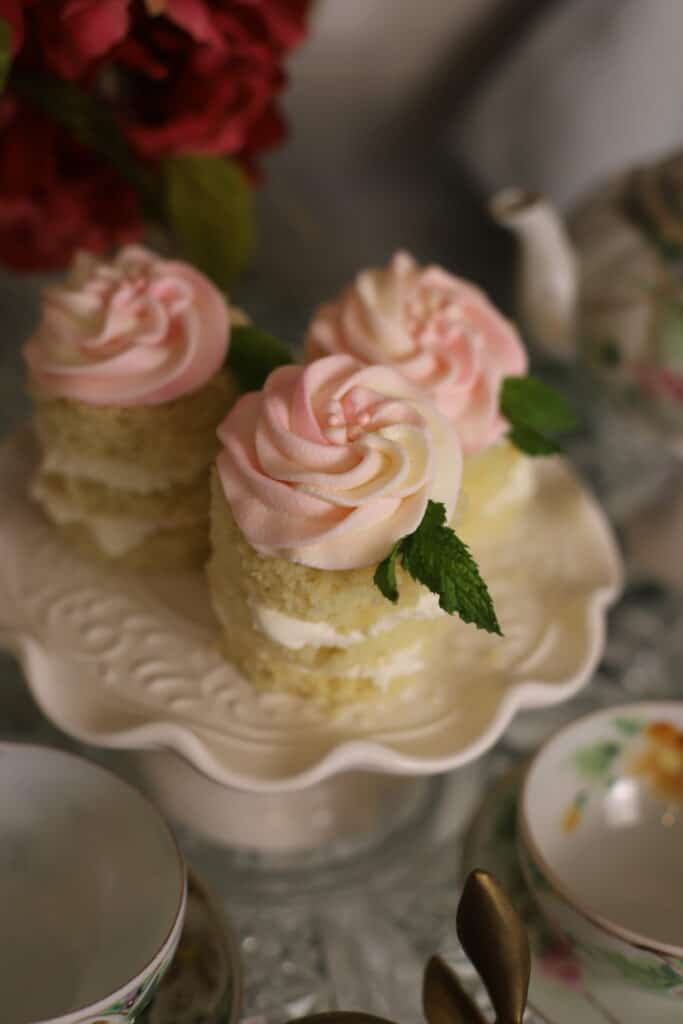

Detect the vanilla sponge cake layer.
xmin=210 ymin=564 xmax=446 ymax=672
xmin=207 ymin=442 xmax=534 ymax=703
xmin=58 ymin=519 xmax=209 ymax=571
xmin=209 ymin=473 xmax=427 ymax=633
xmin=209 ymin=567 xmax=444 ymax=704
xmin=208 ymin=477 xmax=448 ymax=703
xmin=33 ymin=468 xmax=208 ymax=524
xmin=31 ymin=370 xmax=238 ymax=491
xmin=209 ymin=442 xmax=531 ymax=633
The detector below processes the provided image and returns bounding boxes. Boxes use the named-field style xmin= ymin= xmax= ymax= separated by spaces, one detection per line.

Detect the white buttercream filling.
xmin=31 ymin=477 xmax=199 ymax=556
xmin=292 ymin=641 xmax=425 ymax=691
xmin=40 ymin=448 xmax=203 ymax=493
xmin=252 ymin=591 xmax=442 ymax=651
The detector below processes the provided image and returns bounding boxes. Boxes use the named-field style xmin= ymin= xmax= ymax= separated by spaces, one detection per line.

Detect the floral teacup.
xmin=518 ymin=703 xmax=683 ymax=998
xmin=0 ymin=744 xmax=186 ymax=1023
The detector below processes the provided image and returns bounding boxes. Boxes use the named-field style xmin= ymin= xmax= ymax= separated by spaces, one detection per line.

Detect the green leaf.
xmin=373 ymin=501 xmax=502 ymax=635
xmin=373 ymin=543 xmax=400 ymax=604
xmin=501 ymin=375 xmax=577 ymax=456
xmin=164 ymin=155 xmax=254 ymax=291
xmin=14 ymin=74 xmax=152 ymax=203
xmin=0 ymin=17 xmax=12 ymax=95
xmin=506 ymin=424 xmax=562 ymax=456
xmin=502 ymin=375 xmax=578 ymax=434
xmin=226 ymin=324 xmax=294 ymax=393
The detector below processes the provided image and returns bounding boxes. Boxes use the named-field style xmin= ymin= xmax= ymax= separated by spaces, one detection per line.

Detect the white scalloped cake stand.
xmin=0 ymin=430 xmax=622 ymax=850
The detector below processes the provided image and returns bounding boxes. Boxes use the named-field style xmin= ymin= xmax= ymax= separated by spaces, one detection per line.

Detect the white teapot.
xmin=491 ymin=148 xmax=683 ymax=456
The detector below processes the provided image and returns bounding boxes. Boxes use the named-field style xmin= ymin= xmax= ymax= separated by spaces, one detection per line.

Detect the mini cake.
xmin=305 ymin=251 xmax=533 ymax=546
xmin=24 ymin=245 xmax=239 ymax=569
xmin=207 ymin=354 xmax=468 ymax=705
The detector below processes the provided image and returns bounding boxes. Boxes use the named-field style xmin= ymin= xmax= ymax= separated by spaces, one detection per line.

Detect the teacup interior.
xmin=0 ymin=745 xmax=183 ymax=1023
xmin=524 ymin=711 xmax=683 ymax=949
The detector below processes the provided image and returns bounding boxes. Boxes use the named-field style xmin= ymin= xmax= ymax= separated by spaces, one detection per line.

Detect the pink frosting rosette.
xmin=24 ymin=245 xmax=229 ymax=406
xmin=216 ymin=354 xmax=462 ymax=570
xmin=305 ymin=251 xmax=527 ymax=454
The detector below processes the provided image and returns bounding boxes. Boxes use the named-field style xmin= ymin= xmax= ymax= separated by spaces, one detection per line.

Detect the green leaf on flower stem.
xmin=13 ymin=74 xmax=153 ymax=203
xmin=163 ymin=155 xmax=255 ymax=291
xmin=227 ymin=325 xmax=294 ymax=393
xmin=0 ymin=18 xmax=12 ymax=95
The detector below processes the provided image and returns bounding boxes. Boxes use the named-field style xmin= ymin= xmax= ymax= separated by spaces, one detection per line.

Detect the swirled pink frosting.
xmin=216 ymin=354 xmax=462 ymax=570
xmin=305 ymin=251 xmax=527 ymax=454
xmin=24 ymin=246 xmax=229 ymax=406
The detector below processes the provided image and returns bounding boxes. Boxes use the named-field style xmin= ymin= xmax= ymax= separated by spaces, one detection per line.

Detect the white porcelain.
xmin=519 ymin=702 xmax=683 ymax=997
xmin=493 ymin=150 xmax=683 ymax=451
xmin=0 ymin=429 xmax=621 ymax=789
xmin=463 ymin=766 xmax=682 ymax=1023
xmin=490 ymin=187 xmax=579 ymax=360
xmin=123 ymin=749 xmax=431 ymax=851
xmin=0 ymin=743 xmax=187 ymax=1024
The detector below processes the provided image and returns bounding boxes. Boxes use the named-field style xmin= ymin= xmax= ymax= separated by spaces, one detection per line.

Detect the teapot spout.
xmin=490 ymin=187 xmax=579 ymax=360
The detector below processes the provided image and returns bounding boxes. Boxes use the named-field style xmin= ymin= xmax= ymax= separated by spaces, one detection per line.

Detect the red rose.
xmin=16 ymin=0 xmax=131 ymax=79
xmin=0 ymin=0 xmax=24 ymax=52
xmin=114 ymin=0 xmax=309 ymax=168
xmin=0 ymin=96 xmax=142 ymax=271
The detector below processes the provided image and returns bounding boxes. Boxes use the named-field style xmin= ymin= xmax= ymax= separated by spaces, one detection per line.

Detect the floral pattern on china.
xmin=563 ymin=715 xmax=683 ymax=833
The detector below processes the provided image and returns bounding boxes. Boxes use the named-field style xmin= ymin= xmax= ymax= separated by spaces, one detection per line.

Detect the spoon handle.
xmin=456 ymin=870 xmax=531 ymax=1024
xmin=423 ymin=954 xmax=488 ymax=1024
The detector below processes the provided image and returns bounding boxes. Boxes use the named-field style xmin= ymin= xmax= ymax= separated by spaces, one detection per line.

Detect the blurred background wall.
xmin=243 ymin=0 xmax=683 ymax=334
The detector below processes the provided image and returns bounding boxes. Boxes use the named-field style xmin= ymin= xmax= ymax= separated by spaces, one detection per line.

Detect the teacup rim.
xmin=519 ymin=700 xmax=683 ymax=961
xmin=0 ymin=741 xmax=187 ymax=1024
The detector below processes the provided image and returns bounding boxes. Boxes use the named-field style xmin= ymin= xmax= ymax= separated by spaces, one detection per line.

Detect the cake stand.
xmin=0 ymin=429 xmax=622 ymax=851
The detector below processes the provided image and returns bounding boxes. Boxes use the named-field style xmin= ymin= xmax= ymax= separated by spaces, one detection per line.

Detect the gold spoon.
xmin=456 ymin=870 xmax=530 ymax=1024
xmin=423 ymin=953 xmax=487 ymax=1024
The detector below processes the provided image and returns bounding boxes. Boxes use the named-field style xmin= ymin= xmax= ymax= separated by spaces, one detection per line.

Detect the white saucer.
xmin=0 ymin=429 xmax=621 ymax=795
xmin=462 ymin=768 xmax=683 ymax=1023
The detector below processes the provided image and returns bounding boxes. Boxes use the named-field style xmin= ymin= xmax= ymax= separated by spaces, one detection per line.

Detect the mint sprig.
xmin=227 ymin=324 xmax=294 ymax=392
xmin=501 ymin=375 xmax=578 ymax=456
xmin=373 ymin=501 xmax=502 ymax=636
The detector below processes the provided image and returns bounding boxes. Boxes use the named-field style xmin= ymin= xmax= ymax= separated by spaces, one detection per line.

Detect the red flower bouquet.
xmin=0 ymin=0 xmax=309 ymax=278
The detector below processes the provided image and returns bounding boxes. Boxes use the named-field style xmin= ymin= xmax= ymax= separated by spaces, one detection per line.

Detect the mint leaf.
xmin=164 ymin=155 xmax=254 ymax=290
xmin=501 ymin=375 xmax=577 ymax=456
xmin=0 ymin=18 xmax=12 ymax=94
xmin=227 ymin=325 xmax=294 ymax=392
xmin=507 ymin=424 xmax=561 ymax=456
xmin=374 ymin=542 xmax=400 ymax=603
xmin=373 ymin=501 xmax=502 ymax=635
